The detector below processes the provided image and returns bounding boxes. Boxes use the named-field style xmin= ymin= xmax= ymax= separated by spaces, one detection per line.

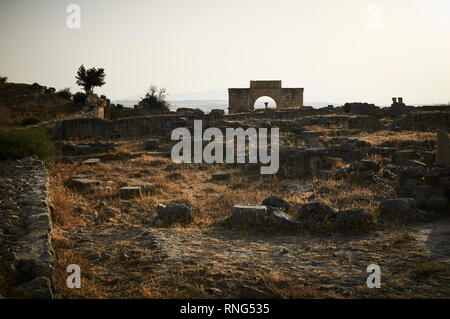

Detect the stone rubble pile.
xmin=231 ymin=198 xmax=376 ymax=232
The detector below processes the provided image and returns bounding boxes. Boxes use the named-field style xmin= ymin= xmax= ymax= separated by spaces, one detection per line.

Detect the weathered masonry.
xmin=228 ymin=80 xmax=304 ymax=114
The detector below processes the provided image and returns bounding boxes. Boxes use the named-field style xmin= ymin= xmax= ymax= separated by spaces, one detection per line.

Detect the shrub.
xmin=0 ymin=76 xmax=7 ymax=84
xmin=20 ymin=115 xmax=41 ymax=126
xmin=56 ymin=87 xmax=72 ymax=99
xmin=139 ymin=85 xmax=170 ymax=112
xmin=0 ymin=128 xmax=55 ymax=165
xmin=73 ymin=92 xmax=87 ymax=104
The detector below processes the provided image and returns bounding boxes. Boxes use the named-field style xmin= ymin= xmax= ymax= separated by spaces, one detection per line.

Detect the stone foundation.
xmin=0 ymin=158 xmax=56 ymax=298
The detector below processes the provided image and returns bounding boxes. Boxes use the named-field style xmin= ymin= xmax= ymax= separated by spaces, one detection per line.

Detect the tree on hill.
xmin=75 ymin=65 xmax=106 ymax=94
xmin=138 ymin=85 xmax=169 ymax=112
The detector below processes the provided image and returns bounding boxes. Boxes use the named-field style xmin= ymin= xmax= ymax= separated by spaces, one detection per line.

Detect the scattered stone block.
xmin=297 ymin=202 xmax=336 ymax=222
xmin=379 ymin=198 xmax=419 ymax=222
xmin=67 ymin=178 xmax=100 ymax=192
xmin=353 ymin=160 xmax=379 ymax=172
xmin=119 ymin=186 xmax=142 ymax=199
xmin=82 ymin=158 xmax=100 ymax=165
xmin=131 ymin=183 xmax=160 ymax=195
xmin=232 ymin=205 xmax=267 ymax=226
xmin=69 ymin=174 xmax=91 ymax=180
xmin=335 ymin=209 xmax=375 ymax=232
xmin=267 ymin=211 xmax=301 ymax=229
xmin=155 ymin=202 xmax=198 ymax=226
xmin=262 ymin=196 xmax=290 ymax=210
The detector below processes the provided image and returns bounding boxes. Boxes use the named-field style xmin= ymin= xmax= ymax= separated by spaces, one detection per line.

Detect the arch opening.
xmin=253 ymin=96 xmax=277 ymax=109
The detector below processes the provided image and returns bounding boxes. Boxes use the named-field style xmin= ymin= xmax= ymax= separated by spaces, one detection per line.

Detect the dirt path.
xmin=56 ymin=219 xmax=450 ymax=298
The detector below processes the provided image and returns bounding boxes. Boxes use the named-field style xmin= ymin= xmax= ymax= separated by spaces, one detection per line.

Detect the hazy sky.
xmin=1 ymin=0 xmax=449 ymax=105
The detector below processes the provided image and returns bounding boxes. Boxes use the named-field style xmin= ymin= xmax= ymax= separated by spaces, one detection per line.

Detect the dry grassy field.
xmin=47 ymin=131 xmax=450 ymax=298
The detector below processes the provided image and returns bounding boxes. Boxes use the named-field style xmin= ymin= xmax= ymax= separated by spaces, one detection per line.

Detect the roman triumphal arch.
xmin=228 ymin=80 xmax=304 ymax=114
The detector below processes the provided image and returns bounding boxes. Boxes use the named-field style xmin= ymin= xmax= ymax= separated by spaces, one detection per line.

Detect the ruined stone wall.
xmin=224 ymin=107 xmax=341 ymax=121
xmin=228 ymin=89 xmax=251 ymax=113
xmin=0 ymin=158 xmax=56 ymax=298
xmin=38 ymin=113 xmax=222 ymax=140
xmin=278 ymin=88 xmax=304 ymax=109
xmin=391 ymin=111 xmax=450 ymax=131
xmin=224 ymin=111 xmax=383 ymax=132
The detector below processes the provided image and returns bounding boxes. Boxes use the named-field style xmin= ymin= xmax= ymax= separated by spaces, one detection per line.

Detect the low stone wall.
xmin=226 ymin=112 xmax=383 ymax=132
xmin=37 ymin=115 xmax=187 ymax=140
xmin=0 ymin=157 xmax=56 ymax=298
xmin=391 ymin=110 xmax=450 ymax=131
xmin=36 ymin=113 xmax=224 ymax=141
xmin=224 ymin=107 xmax=341 ymax=121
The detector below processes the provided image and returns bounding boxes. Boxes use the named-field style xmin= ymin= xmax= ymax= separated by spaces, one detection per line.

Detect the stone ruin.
xmin=228 ymin=80 xmax=304 ymax=113
xmin=342 ymin=102 xmax=379 ymax=115
xmin=392 ymin=97 xmax=405 ymax=107
xmin=82 ymin=94 xmax=109 ymax=119
xmin=2 ymin=86 xmax=450 ymax=299
xmin=437 ymin=129 xmax=450 ymax=166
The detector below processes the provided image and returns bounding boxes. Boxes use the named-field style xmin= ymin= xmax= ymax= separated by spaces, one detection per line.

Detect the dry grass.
xmin=392 ymin=231 xmax=415 ymax=244
xmin=139 ymin=272 xmax=206 ymax=299
xmin=357 ymin=130 xmax=435 ymax=147
xmin=257 ymin=270 xmax=340 ymax=298
xmin=46 ymin=134 xmax=449 ymax=299
xmin=49 ymin=178 xmax=91 ymax=227
xmin=412 ymin=261 xmax=444 ymax=278
xmin=53 ymin=232 xmax=101 ymax=298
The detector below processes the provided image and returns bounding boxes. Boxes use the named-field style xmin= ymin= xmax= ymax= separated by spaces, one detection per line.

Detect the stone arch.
xmin=228 ymin=80 xmax=304 ymax=114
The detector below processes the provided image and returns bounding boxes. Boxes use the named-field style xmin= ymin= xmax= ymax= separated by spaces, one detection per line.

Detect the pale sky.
xmin=1 ymin=0 xmax=449 ymax=105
